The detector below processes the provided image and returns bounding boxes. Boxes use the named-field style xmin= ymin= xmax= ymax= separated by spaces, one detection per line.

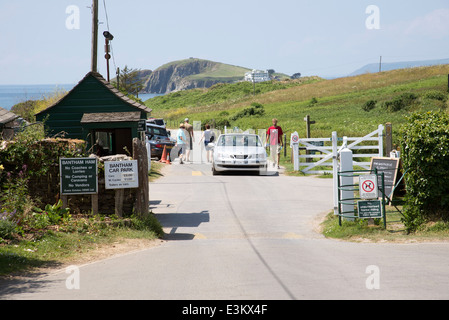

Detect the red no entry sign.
xmin=359 ymin=174 xmax=378 ymax=199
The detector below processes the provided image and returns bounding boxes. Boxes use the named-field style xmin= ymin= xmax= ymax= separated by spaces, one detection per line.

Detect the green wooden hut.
xmin=35 ymin=72 xmax=152 ymax=155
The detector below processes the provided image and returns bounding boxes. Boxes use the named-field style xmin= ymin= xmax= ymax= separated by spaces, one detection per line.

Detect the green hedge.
xmin=399 ymin=111 xmax=449 ymax=232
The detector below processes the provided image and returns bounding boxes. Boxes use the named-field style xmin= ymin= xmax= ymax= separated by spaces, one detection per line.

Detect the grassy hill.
xmin=143 ymin=58 xmax=253 ymax=93
xmin=145 ymin=65 xmax=449 ymax=145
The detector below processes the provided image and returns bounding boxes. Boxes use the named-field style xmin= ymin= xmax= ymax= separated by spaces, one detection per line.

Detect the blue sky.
xmin=1 ymin=0 xmax=448 ymax=84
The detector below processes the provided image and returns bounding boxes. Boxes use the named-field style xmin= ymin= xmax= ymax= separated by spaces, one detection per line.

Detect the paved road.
xmin=2 ymin=162 xmax=449 ymax=300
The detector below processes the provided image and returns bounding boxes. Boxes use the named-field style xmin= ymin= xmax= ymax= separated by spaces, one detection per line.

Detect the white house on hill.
xmin=244 ymin=69 xmax=271 ymax=83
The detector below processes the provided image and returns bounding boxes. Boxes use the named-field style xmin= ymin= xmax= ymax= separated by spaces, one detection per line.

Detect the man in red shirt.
xmin=266 ymin=118 xmax=283 ymax=169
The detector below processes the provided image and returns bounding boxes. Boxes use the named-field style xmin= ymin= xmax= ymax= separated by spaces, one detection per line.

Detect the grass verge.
xmin=0 ymin=160 xmax=166 ymax=278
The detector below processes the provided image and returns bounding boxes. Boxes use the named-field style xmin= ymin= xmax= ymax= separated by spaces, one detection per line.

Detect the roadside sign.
xmin=138 ymin=119 xmax=146 ymax=132
xmin=104 ymin=160 xmax=139 ymax=189
xmin=359 ymin=174 xmax=378 ymax=199
xmin=60 ymin=158 xmax=98 ymax=195
xmin=357 ymin=200 xmax=383 ymax=219
xmin=290 ymin=131 xmax=299 ymax=145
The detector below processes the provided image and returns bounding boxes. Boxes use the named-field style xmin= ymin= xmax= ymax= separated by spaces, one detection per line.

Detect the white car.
xmin=211 ymin=133 xmax=267 ymax=175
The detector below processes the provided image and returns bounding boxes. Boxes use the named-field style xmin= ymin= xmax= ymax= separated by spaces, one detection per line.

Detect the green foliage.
xmin=383 ymin=92 xmax=418 ymax=112
xmin=230 ymin=103 xmax=265 ymax=121
xmin=0 ymin=218 xmax=16 ymax=240
xmin=423 ymin=90 xmax=448 ymax=102
xmin=145 ymin=78 xmax=322 ymax=114
xmin=0 ymin=123 xmax=85 ymax=181
xmin=362 ymin=100 xmax=377 ymax=112
xmin=399 ymin=111 xmax=449 ymax=232
xmin=34 ymin=200 xmax=70 ymax=225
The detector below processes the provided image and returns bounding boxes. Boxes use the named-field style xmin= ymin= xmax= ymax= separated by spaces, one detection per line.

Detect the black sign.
xmin=60 ymin=158 xmax=98 ymax=195
xmin=358 ymin=200 xmax=383 ymax=218
xmin=138 ymin=119 xmax=146 ymax=132
xmin=370 ymin=157 xmax=400 ymax=199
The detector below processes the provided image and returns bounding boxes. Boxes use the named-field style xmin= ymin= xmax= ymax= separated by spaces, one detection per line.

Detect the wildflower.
xmin=0 ymin=164 xmax=4 ymax=171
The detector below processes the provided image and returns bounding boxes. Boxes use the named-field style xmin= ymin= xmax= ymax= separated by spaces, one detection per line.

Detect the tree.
xmin=291 ymin=73 xmax=301 ymax=79
xmin=114 ymin=65 xmax=145 ymax=96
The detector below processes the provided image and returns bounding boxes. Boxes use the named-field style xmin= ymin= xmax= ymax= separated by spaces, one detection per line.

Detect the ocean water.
xmin=0 ymin=84 xmax=163 ymax=111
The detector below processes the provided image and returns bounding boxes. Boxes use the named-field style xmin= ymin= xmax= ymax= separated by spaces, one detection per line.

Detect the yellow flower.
xmin=0 ymin=165 xmax=4 ymax=171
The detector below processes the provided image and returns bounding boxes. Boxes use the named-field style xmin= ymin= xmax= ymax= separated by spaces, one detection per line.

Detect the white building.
xmin=244 ymin=69 xmax=271 ymax=83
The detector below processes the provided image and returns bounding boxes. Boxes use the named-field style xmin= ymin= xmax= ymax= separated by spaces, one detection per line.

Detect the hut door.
xmin=114 ymin=128 xmax=132 ymax=155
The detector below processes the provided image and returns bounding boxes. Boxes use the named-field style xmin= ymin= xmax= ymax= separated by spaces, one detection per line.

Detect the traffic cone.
xmin=160 ymin=145 xmax=167 ymax=162
xmin=165 ymin=153 xmax=171 ymax=164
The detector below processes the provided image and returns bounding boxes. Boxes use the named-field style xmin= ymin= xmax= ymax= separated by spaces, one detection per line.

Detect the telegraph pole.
xmin=91 ymin=0 xmax=99 ymax=72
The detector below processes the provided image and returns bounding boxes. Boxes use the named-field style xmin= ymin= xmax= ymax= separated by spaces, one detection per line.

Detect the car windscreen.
xmin=147 ymin=127 xmax=168 ymax=137
xmin=217 ymin=135 xmax=262 ymax=147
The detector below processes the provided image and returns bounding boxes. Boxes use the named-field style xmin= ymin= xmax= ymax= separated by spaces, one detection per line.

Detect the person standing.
xmin=199 ymin=124 xmax=215 ymax=163
xmin=184 ymin=118 xmax=194 ymax=162
xmin=266 ymin=118 xmax=284 ymax=168
xmin=177 ymin=123 xmax=187 ymax=164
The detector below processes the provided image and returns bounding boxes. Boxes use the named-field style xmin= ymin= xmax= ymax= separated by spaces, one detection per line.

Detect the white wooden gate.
xmin=297 ymin=124 xmax=384 ymax=175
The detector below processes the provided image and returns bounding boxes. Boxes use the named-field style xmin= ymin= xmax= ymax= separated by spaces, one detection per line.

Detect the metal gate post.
xmin=340 ymin=138 xmax=355 ymax=221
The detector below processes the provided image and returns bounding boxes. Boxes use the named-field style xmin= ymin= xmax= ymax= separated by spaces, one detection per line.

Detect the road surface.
xmin=1 ymin=161 xmax=449 ymax=300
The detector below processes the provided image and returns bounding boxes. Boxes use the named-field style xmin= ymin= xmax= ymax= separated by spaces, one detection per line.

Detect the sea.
xmin=0 ymin=84 xmax=162 ymax=111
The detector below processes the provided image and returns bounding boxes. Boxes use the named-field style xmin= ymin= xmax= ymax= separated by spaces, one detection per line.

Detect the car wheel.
xmin=212 ymin=165 xmax=219 ymax=176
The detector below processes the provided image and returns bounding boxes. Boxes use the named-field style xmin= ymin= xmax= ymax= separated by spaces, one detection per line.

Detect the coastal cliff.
xmin=141 ymin=59 xmax=249 ymax=94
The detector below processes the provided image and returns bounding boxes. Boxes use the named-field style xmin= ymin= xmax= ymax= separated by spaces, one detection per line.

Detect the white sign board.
xmin=290 ymin=131 xmax=299 ymax=145
xmin=105 ymin=160 xmax=139 ymax=189
xmin=359 ymin=174 xmax=378 ymax=199
xmin=290 ymin=131 xmax=300 ymax=171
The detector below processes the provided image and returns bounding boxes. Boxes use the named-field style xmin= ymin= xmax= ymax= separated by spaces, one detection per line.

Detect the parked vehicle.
xmin=145 ymin=123 xmax=175 ymax=160
xmin=211 ymin=133 xmax=267 ymax=175
xmin=146 ymin=118 xmax=166 ymax=128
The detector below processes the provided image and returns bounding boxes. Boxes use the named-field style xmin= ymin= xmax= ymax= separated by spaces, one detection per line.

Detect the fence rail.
xmin=297 ymin=125 xmax=384 ymax=175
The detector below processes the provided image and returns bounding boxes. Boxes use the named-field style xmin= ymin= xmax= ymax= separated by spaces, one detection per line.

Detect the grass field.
xmin=146 ymin=65 xmax=449 ymax=146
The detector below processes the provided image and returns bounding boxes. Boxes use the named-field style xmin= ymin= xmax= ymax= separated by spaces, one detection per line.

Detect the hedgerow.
xmin=399 ymin=111 xmax=449 ymax=232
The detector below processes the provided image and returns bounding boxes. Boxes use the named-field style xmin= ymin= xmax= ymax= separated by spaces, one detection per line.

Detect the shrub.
xmin=383 ymin=92 xmax=417 ymax=112
xmin=423 ymin=90 xmax=448 ymax=102
xmin=230 ymin=103 xmax=265 ymax=121
xmin=362 ymin=100 xmax=377 ymax=112
xmin=399 ymin=111 xmax=449 ymax=232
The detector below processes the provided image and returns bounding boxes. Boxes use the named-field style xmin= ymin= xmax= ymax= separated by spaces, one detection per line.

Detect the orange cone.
xmin=160 ymin=145 xmax=167 ymax=162
xmin=165 ymin=152 xmax=171 ymax=164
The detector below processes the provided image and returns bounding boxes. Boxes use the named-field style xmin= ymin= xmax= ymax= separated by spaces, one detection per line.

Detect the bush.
xmin=0 ymin=217 xmax=16 ymax=240
xmin=423 ymin=90 xmax=448 ymax=102
xmin=383 ymin=92 xmax=417 ymax=112
xmin=362 ymin=100 xmax=377 ymax=112
xmin=230 ymin=103 xmax=265 ymax=121
xmin=399 ymin=111 xmax=449 ymax=232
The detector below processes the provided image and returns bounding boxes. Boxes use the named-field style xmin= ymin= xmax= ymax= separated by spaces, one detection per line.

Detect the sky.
xmin=1 ymin=0 xmax=449 ymax=85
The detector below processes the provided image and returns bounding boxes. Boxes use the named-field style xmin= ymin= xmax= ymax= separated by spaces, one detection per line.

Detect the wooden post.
xmin=91 ymin=194 xmax=98 ymax=215
xmin=133 ymin=138 xmax=149 ymax=218
xmin=304 ymin=115 xmax=316 ymax=163
xmin=115 ymin=189 xmax=124 ymax=218
xmin=91 ymin=0 xmax=98 ymax=73
xmin=385 ymin=122 xmax=393 ymax=156
xmin=62 ymin=195 xmax=68 ymax=210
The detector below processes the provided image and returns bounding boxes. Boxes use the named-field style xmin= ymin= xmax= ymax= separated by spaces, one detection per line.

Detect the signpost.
xmin=357 ymin=200 xmax=383 ymax=219
xmin=359 ymin=174 xmax=378 ymax=199
xmin=104 ymin=160 xmax=139 ymax=189
xmin=290 ymin=131 xmax=299 ymax=171
xmin=60 ymin=158 xmax=98 ymax=195
xmin=370 ymin=157 xmax=400 ymax=199
xmin=60 ymin=157 xmax=98 ymax=214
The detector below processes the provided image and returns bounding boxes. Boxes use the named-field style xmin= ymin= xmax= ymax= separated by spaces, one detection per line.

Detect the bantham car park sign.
xmin=104 ymin=160 xmax=139 ymax=189
xmin=60 ymin=158 xmax=98 ymax=195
